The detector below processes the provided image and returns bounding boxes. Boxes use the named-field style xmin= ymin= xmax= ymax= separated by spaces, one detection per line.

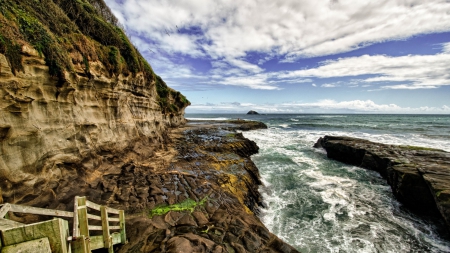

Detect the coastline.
xmin=118 ymin=120 xmax=299 ymax=252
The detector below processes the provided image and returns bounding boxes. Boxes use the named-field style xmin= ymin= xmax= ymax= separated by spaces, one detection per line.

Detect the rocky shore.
xmin=118 ymin=120 xmax=299 ymax=252
xmin=314 ymin=135 xmax=450 ymax=232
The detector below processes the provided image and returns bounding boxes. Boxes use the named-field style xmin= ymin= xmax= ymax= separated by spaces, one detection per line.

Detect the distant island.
xmin=247 ymin=110 xmax=259 ymax=115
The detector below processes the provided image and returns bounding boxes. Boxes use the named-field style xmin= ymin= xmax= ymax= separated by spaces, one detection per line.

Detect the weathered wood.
xmin=71 ymin=235 xmax=89 ymax=253
xmin=1 ymin=218 xmax=70 ymax=253
xmin=0 ymin=218 xmax=24 ymax=230
xmin=73 ymin=196 xmax=79 ymax=238
xmin=77 ymin=197 xmax=89 ymax=237
xmin=108 ymin=217 xmax=120 ymax=222
xmin=109 ymin=225 xmax=121 ymax=230
xmin=101 ymin=206 xmax=113 ymax=253
xmin=111 ymin=233 xmax=122 ymax=245
xmin=7 ymin=204 xmax=74 ymax=217
xmin=87 ymin=213 xmax=101 ymax=221
xmin=119 ymin=210 xmax=126 ymax=244
xmin=89 ymin=235 xmax=104 ymax=250
xmin=1 ymin=237 xmax=52 ymax=253
xmin=85 ymin=200 xmax=102 ymax=211
xmin=0 ymin=203 xmax=11 ymax=218
xmin=106 ymin=207 xmax=121 ymax=215
xmin=87 ymin=225 xmax=103 ymax=231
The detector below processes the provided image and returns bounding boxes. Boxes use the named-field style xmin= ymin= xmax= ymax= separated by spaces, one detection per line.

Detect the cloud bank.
xmin=105 ymin=0 xmax=450 ymax=91
xmin=187 ymin=100 xmax=450 ymax=114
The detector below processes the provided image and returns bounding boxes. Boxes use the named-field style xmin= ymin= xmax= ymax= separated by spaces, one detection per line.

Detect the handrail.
xmin=0 ymin=196 xmax=126 ymax=253
xmin=0 ymin=203 xmax=74 ymax=218
xmin=73 ymin=196 xmax=127 ymax=252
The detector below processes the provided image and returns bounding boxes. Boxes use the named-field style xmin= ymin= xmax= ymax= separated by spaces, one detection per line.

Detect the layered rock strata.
xmin=0 ymin=47 xmax=185 ymax=210
xmin=117 ymin=120 xmax=298 ymax=252
xmin=315 ymin=135 xmax=450 ymax=231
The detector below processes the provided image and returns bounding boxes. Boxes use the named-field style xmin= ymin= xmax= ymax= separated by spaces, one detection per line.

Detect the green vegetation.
xmin=0 ymin=0 xmax=190 ymax=112
xmin=148 ymin=197 xmax=207 ymax=218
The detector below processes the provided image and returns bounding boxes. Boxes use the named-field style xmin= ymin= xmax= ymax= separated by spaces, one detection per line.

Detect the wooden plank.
xmin=71 ymin=235 xmax=89 ymax=253
xmin=87 ymin=214 xmax=101 ymax=221
xmin=1 ymin=237 xmax=52 ymax=253
xmin=119 ymin=210 xmax=126 ymax=244
xmin=58 ymin=218 xmax=71 ymax=253
xmin=0 ymin=218 xmax=24 ymax=230
xmin=109 ymin=226 xmax=121 ymax=230
xmin=89 ymin=235 xmax=104 ymax=250
xmin=8 ymin=204 xmax=74 ymax=217
xmin=1 ymin=218 xmax=70 ymax=253
xmin=108 ymin=217 xmax=120 ymax=222
xmin=73 ymin=196 xmax=80 ymax=238
xmin=77 ymin=197 xmax=89 ymax=237
xmin=101 ymin=206 xmax=113 ymax=253
xmin=0 ymin=203 xmax=11 ymax=218
xmin=87 ymin=225 xmax=103 ymax=231
xmin=111 ymin=233 xmax=122 ymax=245
xmin=106 ymin=207 xmax=120 ymax=215
xmin=85 ymin=200 xmax=102 ymax=211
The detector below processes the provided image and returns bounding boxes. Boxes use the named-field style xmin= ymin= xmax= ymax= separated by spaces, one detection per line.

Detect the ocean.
xmin=186 ymin=114 xmax=450 ymax=253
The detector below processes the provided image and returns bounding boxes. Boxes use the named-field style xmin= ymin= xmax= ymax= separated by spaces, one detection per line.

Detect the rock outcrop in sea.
xmin=315 ymin=135 xmax=450 ymax=231
xmin=247 ymin=110 xmax=259 ymax=115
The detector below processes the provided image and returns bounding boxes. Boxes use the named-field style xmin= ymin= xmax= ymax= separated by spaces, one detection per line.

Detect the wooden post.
xmin=76 ymin=197 xmax=91 ymax=252
xmin=101 ymin=206 xmax=113 ymax=253
xmin=71 ymin=235 xmax=88 ymax=253
xmin=119 ymin=210 xmax=126 ymax=244
xmin=73 ymin=197 xmax=79 ymax=238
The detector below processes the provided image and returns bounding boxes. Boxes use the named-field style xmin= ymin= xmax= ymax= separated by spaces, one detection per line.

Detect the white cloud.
xmin=321 ymin=83 xmax=339 ymax=88
xmin=187 ymin=100 xmax=450 ymax=114
xmin=441 ymin=42 xmax=450 ymax=54
xmin=105 ymin=0 xmax=450 ymax=89
xmin=281 ymin=53 xmax=450 ymax=89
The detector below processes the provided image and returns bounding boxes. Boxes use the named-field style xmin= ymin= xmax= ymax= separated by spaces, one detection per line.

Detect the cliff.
xmin=0 ymin=0 xmax=188 ymax=209
xmin=315 ymin=135 xmax=450 ymax=231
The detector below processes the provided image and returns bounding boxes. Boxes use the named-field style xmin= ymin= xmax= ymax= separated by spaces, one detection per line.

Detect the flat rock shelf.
xmin=118 ymin=120 xmax=298 ymax=253
xmin=315 ymin=135 xmax=450 ymax=232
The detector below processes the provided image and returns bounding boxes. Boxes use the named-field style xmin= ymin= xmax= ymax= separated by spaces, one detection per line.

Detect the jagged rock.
xmin=247 ymin=110 xmax=259 ymax=115
xmin=315 ymin=135 xmax=450 ymax=231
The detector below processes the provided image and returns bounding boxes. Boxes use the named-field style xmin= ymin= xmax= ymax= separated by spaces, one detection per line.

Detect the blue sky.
xmin=105 ymin=0 xmax=450 ymax=114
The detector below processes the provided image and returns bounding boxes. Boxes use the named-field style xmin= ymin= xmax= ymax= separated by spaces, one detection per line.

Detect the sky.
xmin=104 ymin=0 xmax=450 ymax=114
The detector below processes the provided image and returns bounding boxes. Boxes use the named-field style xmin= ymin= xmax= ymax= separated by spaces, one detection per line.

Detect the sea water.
xmin=186 ymin=114 xmax=450 ymax=252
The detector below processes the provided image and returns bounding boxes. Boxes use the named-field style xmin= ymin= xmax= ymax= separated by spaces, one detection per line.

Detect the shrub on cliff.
xmin=0 ymin=0 xmax=189 ymax=112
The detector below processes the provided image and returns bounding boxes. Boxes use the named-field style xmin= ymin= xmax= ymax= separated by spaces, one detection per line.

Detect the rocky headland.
xmin=315 ymin=135 xmax=450 ymax=232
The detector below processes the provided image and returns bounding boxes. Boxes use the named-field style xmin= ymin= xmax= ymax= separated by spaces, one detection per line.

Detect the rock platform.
xmin=315 ymin=135 xmax=450 ymax=231
xmin=118 ymin=120 xmax=298 ymax=253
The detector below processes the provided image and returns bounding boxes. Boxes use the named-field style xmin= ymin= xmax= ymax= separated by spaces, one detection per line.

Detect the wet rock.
xmin=315 ymin=135 xmax=450 ymax=231
xmin=116 ymin=121 xmax=299 ymax=252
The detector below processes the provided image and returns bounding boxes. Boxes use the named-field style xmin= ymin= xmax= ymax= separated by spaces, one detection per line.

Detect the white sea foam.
xmin=243 ymin=125 xmax=450 ymax=252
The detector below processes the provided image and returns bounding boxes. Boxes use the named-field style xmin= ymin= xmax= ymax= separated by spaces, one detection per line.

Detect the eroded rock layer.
xmin=0 ymin=49 xmax=185 ymax=209
xmin=315 ymin=135 xmax=450 ymax=231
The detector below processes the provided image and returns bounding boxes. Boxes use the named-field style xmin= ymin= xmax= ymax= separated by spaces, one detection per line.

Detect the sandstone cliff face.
xmin=0 ymin=46 xmax=185 ymax=208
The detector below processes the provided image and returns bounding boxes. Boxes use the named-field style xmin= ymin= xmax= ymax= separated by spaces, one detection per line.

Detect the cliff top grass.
xmin=0 ymin=0 xmax=189 ymax=112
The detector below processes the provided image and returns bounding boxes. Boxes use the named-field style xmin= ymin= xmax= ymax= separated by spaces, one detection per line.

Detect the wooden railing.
xmin=72 ymin=196 xmax=126 ymax=253
xmin=0 ymin=196 xmax=126 ymax=253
